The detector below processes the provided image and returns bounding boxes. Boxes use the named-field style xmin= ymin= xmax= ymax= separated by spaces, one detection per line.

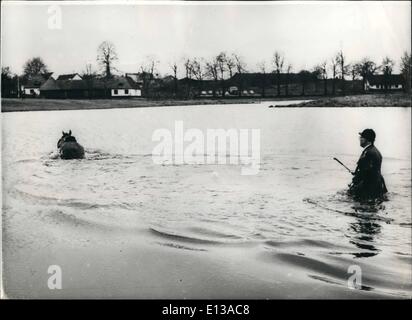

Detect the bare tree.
xmin=140 ymin=55 xmax=160 ymax=96
xmin=205 ymin=57 xmax=219 ymax=97
xmin=285 ymin=64 xmax=292 ymax=96
xmin=257 ymin=61 xmax=267 ymax=97
xmin=354 ymin=58 xmax=378 ymax=92
xmin=183 ymin=58 xmax=194 ymax=80
xmin=226 ymin=55 xmax=236 ymax=79
xmin=298 ymin=70 xmax=312 ymax=96
xmin=182 ymin=57 xmax=198 ymax=98
xmin=233 ymin=54 xmax=247 ymax=96
xmin=2 ymin=66 xmax=19 ymax=98
xmin=233 ymin=54 xmax=247 ymax=74
xmin=382 ymin=56 xmax=395 ymax=74
xmin=191 ymin=58 xmax=205 ymax=93
xmin=81 ymin=63 xmax=97 ymax=98
xmin=330 ymin=57 xmax=338 ymax=95
xmin=97 ymin=41 xmax=118 ymax=79
xmin=216 ymin=52 xmax=227 ymax=79
xmin=82 ymin=63 xmax=97 ymax=80
xmin=315 ymin=61 xmax=328 ymax=95
xmin=335 ymin=50 xmax=349 ymax=94
xmin=191 ymin=58 xmax=204 ymax=81
xmin=85 ymin=63 xmax=93 ymax=76
xmin=1 ymin=67 xmax=12 ymax=79
xmin=335 ymin=50 xmax=349 ymax=80
xmin=381 ymin=56 xmax=395 ymax=91
xmin=400 ymin=51 xmax=411 ymax=93
xmin=216 ymin=52 xmax=227 ymax=96
xmin=23 ymin=57 xmax=48 ymax=78
xmin=141 ymin=55 xmax=159 ymax=79
xmin=349 ymin=64 xmax=357 ymax=81
xmin=349 ymin=64 xmax=358 ymax=92
xmin=273 ymin=51 xmax=284 ymax=96
xmin=170 ymin=61 xmax=178 ymax=97
xmin=312 ymin=65 xmax=322 ymax=94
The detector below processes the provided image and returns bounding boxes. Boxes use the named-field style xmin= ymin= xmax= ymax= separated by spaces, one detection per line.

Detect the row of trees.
xmin=93 ymin=42 xmax=410 ymax=97
xmin=2 ymin=41 xmax=411 ymax=98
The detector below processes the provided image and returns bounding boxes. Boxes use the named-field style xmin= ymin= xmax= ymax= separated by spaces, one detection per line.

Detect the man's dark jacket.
xmin=349 ymin=144 xmax=388 ymax=199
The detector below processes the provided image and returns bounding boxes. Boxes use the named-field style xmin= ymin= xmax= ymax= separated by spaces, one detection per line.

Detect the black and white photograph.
xmin=1 ymin=0 xmax=411 ymax=305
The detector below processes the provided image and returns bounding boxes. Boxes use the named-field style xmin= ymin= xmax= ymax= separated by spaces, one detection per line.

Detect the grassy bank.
xmin=276 ymin=93 xmax=411 ymax=108
xmin=1 ymin=97 xmax=264 ymax=112
xmin=1 ymin=96 xmax=323 ymax=112
xmin=2 ymin=93 xmax=410 ymax=112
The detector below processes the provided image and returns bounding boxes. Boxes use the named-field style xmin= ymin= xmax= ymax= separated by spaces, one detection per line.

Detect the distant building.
xmin=178 ymin=78 xmax=218 ymax=97
xmin=108 ymin=76 xmax=142 ymax=97
xmin=125 ymin=73 xmax=145 ymax=85
xmin=55 ymin=73 xmax=83 ymax=81
xmin=229 ymin=72 xmax=301 ymax=88
xmin=39 ymin=75 xmax=142 ymax=99
xmin=21 ymin=73 xmax=53 ymax=96
xmin=365 ymin=74 xmax=404 ymax=91
xmin=228 ymin=86 xmax=238 ymax=95
xmin=162 ymin=75 xmax=176 ymax=83
xmin=40 ymin=77 xmax=97 ymax=99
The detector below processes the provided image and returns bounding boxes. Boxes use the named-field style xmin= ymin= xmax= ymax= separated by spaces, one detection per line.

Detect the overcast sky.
xmin=1 ymin=1 xmax=410 ymax=78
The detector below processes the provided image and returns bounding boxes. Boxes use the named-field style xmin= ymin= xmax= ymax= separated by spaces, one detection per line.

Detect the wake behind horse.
xmin=57 ymin=130 xmax=85 ymax=159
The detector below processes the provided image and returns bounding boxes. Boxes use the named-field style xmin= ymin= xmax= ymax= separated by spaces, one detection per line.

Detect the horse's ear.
xmin=69 ymin=130 xmax=72 ymax=136
xmin=62 ymin=131 xmax=65 ymax=135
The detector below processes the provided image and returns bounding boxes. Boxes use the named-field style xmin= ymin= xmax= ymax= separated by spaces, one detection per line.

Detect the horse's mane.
xmin=64 ymin=136 xmax=77 ymax=142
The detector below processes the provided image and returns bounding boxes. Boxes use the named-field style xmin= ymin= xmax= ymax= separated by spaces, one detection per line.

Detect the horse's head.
xmin=57 ymin=130 xmax=77 ymax=148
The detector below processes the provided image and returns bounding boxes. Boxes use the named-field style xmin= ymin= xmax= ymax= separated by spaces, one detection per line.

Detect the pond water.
xmin=2 ymin=101 xmax=411 ymax=298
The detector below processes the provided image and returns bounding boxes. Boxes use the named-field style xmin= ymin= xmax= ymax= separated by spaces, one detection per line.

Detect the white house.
xmin=23 ymin=86 xmax=40 ymax=96
xmin=21 ymin=73 xmax=53 ymax=96
xmin=111 ymin=88 xmax=142 ymax=97
xmin=109 ymin=76 xmax=142 ymax=97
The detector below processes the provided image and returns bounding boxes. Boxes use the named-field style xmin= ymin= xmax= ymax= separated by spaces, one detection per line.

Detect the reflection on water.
xmin=348 ymin=218 xmax=382 ymax=258
xmin=348 ymin=195 xmax=386 ymax=258
xmin=305 ymin=191 xmax=390 ymax=258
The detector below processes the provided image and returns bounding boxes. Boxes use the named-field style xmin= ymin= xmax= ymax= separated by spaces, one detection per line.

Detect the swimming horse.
xmin=57 ymin=130 xmax=85 ymax=159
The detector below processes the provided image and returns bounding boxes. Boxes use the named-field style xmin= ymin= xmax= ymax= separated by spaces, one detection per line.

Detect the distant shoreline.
xmin=1 ymin=93 xmax=410 ymax=112
xmin=275 ymin=93 xmax=411 ymax=108
xmin=0 ymin=96 xmax=314 ymax=112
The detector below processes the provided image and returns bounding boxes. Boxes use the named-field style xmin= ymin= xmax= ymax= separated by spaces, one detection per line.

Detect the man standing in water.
xmin=348 ymin=129 xmax=388 ymax=201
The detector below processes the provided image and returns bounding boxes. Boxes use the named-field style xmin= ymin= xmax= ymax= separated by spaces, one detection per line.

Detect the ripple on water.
xmin=3 ymin=141 xmax=411 ymax=298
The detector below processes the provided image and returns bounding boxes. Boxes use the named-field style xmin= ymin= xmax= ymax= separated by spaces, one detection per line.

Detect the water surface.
xmin=2 ymin=101 xmax=411 ymax=298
